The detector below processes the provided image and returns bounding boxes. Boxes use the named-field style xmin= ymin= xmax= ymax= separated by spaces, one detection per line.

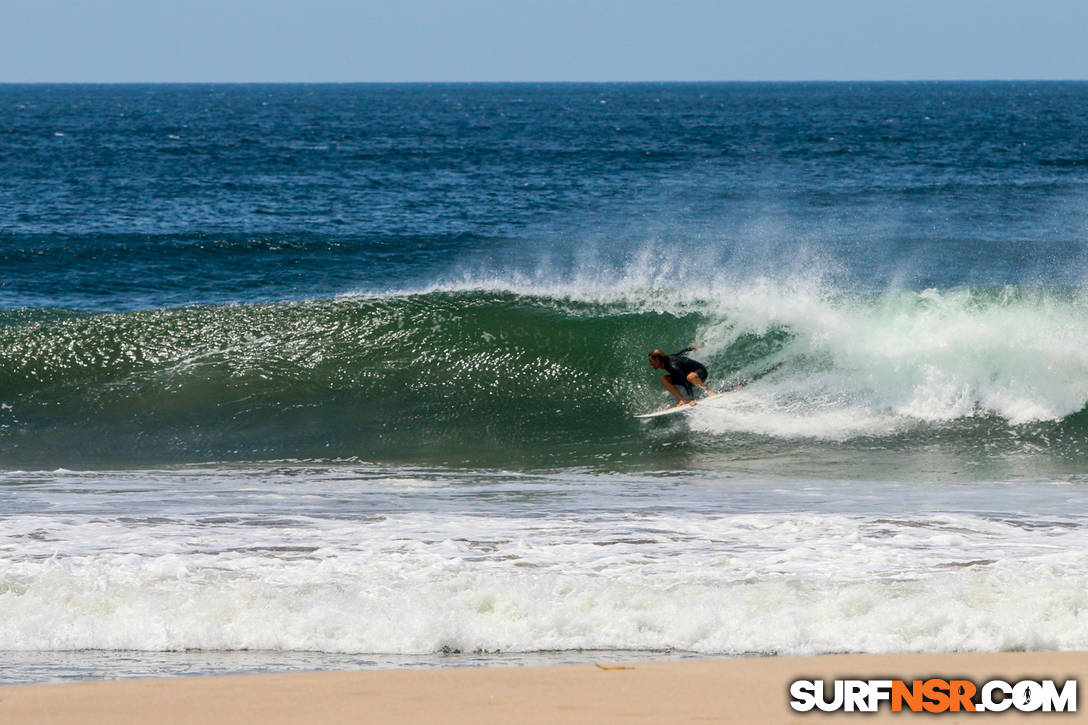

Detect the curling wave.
xmin=1 ymin=282 xmax=1086 ymax=471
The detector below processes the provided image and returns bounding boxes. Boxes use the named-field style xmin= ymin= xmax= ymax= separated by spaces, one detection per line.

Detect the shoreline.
xmin=2 ymin=651 xmax=1084 ymax=724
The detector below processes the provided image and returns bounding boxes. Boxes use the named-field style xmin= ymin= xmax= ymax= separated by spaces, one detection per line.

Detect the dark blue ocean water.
xmin=3 ymin=83 xmax=1087 ymax=310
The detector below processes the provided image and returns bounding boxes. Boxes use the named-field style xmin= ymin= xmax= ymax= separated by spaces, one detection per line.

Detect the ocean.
xmin=1 ymin=82 xmax=1087 ymax=683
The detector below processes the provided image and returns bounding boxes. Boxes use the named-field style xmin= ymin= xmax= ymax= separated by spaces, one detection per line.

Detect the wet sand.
xmin=2 ymin=651 xmax=1084 ymax=724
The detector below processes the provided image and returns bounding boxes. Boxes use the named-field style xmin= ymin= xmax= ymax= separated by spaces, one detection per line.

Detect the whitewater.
xmin=2 ymin=463 xmax=1087 ymax=684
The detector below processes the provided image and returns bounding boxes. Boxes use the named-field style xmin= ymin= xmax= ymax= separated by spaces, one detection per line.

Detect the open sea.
xmin=2 ymin=82 xmax=1087 ymax=683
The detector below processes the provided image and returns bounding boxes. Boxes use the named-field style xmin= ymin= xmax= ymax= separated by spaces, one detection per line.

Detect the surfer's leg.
xmin=686 ymin=370 xmax=713 ymax=396
xmin=660 ymin=375 xmax=689 ymax=406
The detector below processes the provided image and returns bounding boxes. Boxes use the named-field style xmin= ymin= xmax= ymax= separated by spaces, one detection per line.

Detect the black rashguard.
xmin=663 ymin=347 xmax=709 ymax=398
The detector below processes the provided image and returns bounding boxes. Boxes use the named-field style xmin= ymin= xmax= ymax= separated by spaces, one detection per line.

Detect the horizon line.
xmin=2 ymin=78 xmax=1088 ymax=86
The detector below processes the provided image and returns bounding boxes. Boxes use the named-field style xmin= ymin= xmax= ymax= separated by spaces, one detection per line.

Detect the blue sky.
xmin=4 ymin=0 xmax=1087 ymax=82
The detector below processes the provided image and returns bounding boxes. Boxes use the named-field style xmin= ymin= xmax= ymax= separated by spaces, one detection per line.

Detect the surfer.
xmin=648 ymin=345 xmax=714 ymax=406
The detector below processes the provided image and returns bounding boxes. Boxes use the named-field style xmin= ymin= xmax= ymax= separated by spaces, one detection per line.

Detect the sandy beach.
xmin=2 ymin=651 xmax=1083 ymax=725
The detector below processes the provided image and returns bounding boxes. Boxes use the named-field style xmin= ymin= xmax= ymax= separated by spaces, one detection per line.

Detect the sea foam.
xmin=3 ymin=467 xmax=1088 ymax=657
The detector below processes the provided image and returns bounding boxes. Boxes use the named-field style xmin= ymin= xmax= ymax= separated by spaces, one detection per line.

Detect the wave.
xmin=1 ymin=282 xmax=1086 ymax=471
xmin=6 ymin=529 xmax=1088 ymax=656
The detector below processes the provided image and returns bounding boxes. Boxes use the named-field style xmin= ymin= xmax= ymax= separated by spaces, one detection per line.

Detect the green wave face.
xmin=2 ymin=286 xmax=1086 ymax=477
xmin=0 ymin=292 xmax=695 ymax=467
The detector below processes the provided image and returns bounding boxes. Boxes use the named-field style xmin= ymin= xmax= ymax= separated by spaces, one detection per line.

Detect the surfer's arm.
xmin=671 ymin=345 xmax=696 ymax=356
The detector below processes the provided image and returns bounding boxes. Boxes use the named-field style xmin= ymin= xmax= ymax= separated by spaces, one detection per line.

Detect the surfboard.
xmin=635 ymin=390 xmax=733 ymax=419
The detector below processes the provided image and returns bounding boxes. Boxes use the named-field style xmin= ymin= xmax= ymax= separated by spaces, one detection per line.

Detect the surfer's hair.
xmin=648 ymin=349 xmax=667 ymax=362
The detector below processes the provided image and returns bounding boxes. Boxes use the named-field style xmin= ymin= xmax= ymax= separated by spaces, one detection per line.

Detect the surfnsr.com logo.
xmin=790 ymin=678 xmax=1077 ymax=713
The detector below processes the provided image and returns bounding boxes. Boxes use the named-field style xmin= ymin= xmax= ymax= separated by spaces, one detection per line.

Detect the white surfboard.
xmin=635 ymin=390 xmax=733 ymax=419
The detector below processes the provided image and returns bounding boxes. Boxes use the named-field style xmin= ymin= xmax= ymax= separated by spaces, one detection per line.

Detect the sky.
xmin=3 ymin=0 xmax=1088 ymax=83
